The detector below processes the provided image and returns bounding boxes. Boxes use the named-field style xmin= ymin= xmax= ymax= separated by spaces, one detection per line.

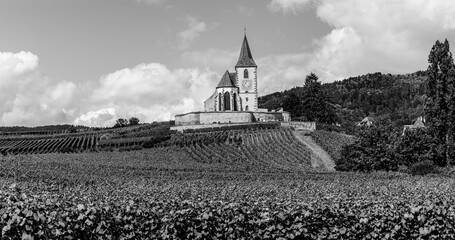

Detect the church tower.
xmin=235 ymin=33 xmax=258 ymax=111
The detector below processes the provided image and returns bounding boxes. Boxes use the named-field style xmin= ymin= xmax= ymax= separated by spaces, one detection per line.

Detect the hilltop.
xmin=259 ymin=71 xmax=427 ymax=131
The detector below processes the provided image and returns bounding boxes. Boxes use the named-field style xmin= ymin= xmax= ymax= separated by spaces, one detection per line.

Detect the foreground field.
xmin=0 ymin=146 xmax=454 ymax=239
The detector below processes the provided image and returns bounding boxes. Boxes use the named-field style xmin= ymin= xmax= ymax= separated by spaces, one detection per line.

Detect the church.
xmin=203 ymin=34 xmax=258 ymax=112
xmin=175 ymin=33 xmax=290 ymax=126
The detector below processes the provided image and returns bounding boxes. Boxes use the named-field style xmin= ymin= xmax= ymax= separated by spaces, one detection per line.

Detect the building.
xmin=357 ymin=117 xmax=374 ymax=127
xmin=403 ymin=116 xmax=425 ymax=134
xmin=204 ymin=34 xmax=258 ymax=112
xmin=175 ymin=32 xmax=290 ymax=126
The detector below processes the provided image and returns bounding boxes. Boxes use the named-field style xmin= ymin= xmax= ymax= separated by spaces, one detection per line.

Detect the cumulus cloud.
xmin=178 ymin=16 xmax=207 ymax=50
xmin=0 ymin=51 xmax=77 ymax=126
xmin=74 ymin=108 xmax=117 ymax=127
xmin=0 ymin=51 xmax=221 ymax=127
xmin=75 ymin=62 xmax=219 ymax=126
xmin=257 ymin=53 xmax=311 ymax=94
xmin=265 ymin=0 xmax=455 ymax=82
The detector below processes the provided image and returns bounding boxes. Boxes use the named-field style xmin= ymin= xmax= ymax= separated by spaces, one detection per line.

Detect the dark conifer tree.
xmin=425 ymin=39 xmax=455 ymax=166
xmin=301 ymin=73 xmax=338 ymax=124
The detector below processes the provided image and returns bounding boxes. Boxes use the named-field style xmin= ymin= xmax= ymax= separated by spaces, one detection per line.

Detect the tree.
xmin=129 ymin=117 xmax=140 ymax=126
xmin=114 ymin=118 xmax=129 ymax=128
xmin=301 ymin=73 xmax=338 ymax=124
xmin=395 ymin=128 xmax=443 ymax=166
xmin=336 ymin=118 xmax=398 ymax=172
xmin=425 ymin=39 xmax=455 ymax=166
xmin=282 ymin=91 xmax=301 ymax=117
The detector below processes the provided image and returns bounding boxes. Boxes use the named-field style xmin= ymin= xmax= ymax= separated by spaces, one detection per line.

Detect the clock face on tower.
xmin=242 ymin=79 xmax=253 ymax=91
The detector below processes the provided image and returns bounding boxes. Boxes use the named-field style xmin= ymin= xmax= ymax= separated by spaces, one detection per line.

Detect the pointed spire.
xmin=235 ymin=33 xmax=257 ymax=68
xmin=216 ymin=70 xmax=237 ymax=88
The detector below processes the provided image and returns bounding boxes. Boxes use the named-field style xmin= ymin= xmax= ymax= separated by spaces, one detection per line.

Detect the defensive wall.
xmin=174 ymin=111 xmax=291 ymax=126
xmin=171 ymin=120 xmax=316 ymax=133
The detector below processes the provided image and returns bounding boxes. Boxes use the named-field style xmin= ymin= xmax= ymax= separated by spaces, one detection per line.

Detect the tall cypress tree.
xmin=425 ymin=39 xmax=455 ymax=166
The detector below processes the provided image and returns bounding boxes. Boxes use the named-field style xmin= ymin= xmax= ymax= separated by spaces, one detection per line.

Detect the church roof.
xmin=229 ymin=72 xmax=237 ymax=82
xmin=235 ymin=35 xmax=257 ymax=68
xmin=216 ymin=70 xmax=237 ymax=88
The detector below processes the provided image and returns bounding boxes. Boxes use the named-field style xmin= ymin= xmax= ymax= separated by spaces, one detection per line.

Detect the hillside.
xmin=0 ymin=120 xmax=350 ymax=173
xmin=259 ymin=71 xmax=427 ymax=131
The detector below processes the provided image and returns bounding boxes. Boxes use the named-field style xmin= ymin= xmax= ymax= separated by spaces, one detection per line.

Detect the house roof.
xmin=357 ymin=117 xmax=374 ymax=126
xmin=216 ymin=70 xmax=237 ymax=88
xmin=235 ymin=35 xmax=257 ymax=68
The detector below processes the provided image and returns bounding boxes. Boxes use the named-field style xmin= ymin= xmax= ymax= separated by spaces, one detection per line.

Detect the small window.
xmin=246 ymin=97 xmax=249 ymax=102
xmin=244 ymin=69 xmax=249 ymax=79
xmin=245 ymin=106 xmax=249 ymax=111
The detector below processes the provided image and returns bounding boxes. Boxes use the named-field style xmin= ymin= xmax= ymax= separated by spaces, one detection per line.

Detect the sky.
xmin=1 ymin=0 xmax=455 ymax=127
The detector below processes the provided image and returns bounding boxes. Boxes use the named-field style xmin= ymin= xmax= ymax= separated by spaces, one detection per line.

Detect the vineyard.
xmin=0 ymin=122 xmax=173 ymax=155
xmin=0 ymin=148 xmax=454 ymax=238
xmin=0 ymin=125 xmax=452 ymax=238
xmin=310 ymin=130 xmax=356 ymax=161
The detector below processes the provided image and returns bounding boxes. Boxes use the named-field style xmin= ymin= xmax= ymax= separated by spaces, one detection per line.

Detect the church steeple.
xmin=235 ymin=34 xmax=257 ymax=68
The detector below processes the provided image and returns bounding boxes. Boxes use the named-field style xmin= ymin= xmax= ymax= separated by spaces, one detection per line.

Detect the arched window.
xmin=244 ymin=69 xmax=249 ymax=79
xmin=218 ymin=93 xmax=222 ymax=111
xmin=233 ymin=93 xmax=238 ymax=111
xmin=245 ymin=105 xmax=249 ymax=111
xmin=224 ymin=92 xmax=231 ymax=111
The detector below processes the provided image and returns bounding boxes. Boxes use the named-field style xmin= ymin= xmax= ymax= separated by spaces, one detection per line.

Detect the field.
xmin=310 ymin=130 xmax=356 ymax=161
xmin=0 ymin=127 xmax=454 ymax=239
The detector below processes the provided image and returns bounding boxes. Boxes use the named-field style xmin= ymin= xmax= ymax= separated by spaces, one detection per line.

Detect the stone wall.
xmin=175 ymin=111 xmax=291 ymax=126
xmin=200 ymin=112 xmax=252 ymax=124
xmin=252 ymin=112 xmax=291 ymax=122
xmin=280 ymin=121 xmax=316 ymax=131
xmin=175 ymin=112 xmax=201 ymax=126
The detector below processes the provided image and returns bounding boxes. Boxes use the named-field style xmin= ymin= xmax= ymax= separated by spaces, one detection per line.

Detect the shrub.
xmin=408 ymin=160 xmax=439 ymax=176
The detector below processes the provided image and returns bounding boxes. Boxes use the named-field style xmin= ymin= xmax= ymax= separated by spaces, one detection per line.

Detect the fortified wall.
xmin=175 ymin=111 xmax=291 ymax=126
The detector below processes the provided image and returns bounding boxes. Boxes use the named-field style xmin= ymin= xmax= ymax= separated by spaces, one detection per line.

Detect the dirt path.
xmin=293 ymin=131 xmax=336 ymax=172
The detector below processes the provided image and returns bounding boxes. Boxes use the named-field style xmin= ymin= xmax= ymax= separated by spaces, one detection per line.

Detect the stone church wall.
xmin=200 ymin=112 xmax=252 ymax=124
xmin=175 ymin=112 xmax=200 ymax=125
xmin=175 ymin=111 xmax=291 ymax=126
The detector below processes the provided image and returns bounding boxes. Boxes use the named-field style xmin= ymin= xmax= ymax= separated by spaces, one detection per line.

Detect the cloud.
xmin=268 ymin=0 xmax=313 ymax=14
xmin=74 ymin=108 xmax=117 ymax=127
xmin=265 ymin=0 xmax=455 ymax=82
xmin=0 ymin=51 xmax=222 ymax=127
xmin=0 ymin=51 xmax=77 ymax=126
xmin=76 ymin=62 xmax=219 ymax=126
xmin=311 ymin=0 xmax=455 ymax=80
xmin=178 ymin=16 xmax=207 ymax=50
xmin=257 ymin=53 xmax=311 ymax=95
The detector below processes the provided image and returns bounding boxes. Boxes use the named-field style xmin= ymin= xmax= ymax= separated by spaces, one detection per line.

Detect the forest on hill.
xmin=259 ymin=70 xmax=428 ymax=131
xmin=259 ymin=39 xmax=455 ymax=173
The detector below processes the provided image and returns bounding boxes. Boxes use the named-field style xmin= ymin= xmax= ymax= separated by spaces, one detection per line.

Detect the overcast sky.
xmin=1 ymin=0 xmax=455 ymax=127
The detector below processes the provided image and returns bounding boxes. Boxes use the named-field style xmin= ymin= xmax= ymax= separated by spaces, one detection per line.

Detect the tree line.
xmin=259 ymin=39 xmax=455 ymax=172
xmin=337 ymin=39 xmax=455 ymax=172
